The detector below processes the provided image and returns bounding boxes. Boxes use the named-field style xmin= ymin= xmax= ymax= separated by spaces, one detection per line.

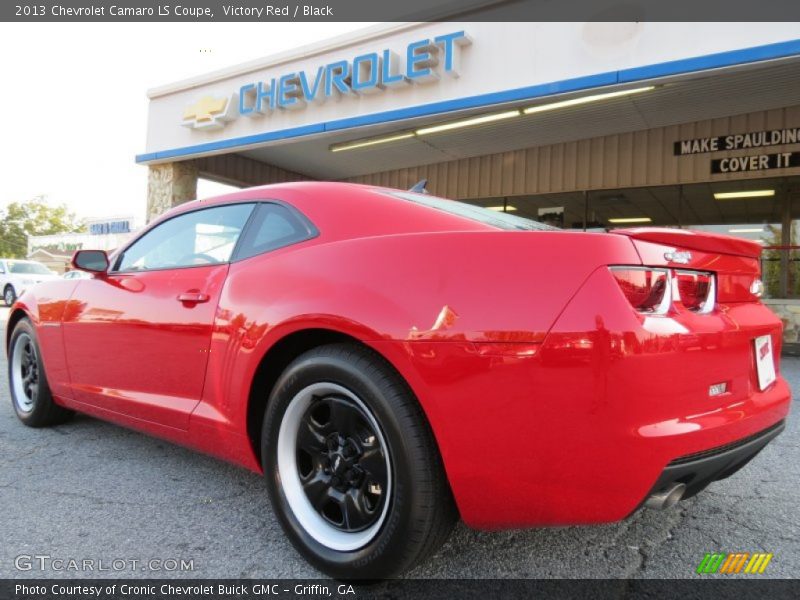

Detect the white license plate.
xmin=754 ymin=335 xmax=776 ymax=391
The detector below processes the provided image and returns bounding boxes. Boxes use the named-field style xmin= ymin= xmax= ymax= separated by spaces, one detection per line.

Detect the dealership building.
xmin=137 ymin=21 xmax=800 ymax=343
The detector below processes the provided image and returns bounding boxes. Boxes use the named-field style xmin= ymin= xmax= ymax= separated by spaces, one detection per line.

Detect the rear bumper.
xmin=641 ymin=419 xmax=785 ymax=510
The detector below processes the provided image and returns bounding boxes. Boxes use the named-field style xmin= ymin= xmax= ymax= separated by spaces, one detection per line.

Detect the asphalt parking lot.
xmin=1 ymin=304 xmax=798 ymax=579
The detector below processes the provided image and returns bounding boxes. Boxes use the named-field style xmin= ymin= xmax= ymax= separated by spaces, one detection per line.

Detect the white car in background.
xmin=0 ymin=259 xmax=61 ymax=306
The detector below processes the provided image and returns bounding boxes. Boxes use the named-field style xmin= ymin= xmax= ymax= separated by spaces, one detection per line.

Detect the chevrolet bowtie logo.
xmin=182 ymin=94 xmax=236 ymax=130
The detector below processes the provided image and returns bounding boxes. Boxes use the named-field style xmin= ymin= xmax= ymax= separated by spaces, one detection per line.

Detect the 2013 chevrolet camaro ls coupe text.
xmin=5 ymin=182 xmax=791 ymax=578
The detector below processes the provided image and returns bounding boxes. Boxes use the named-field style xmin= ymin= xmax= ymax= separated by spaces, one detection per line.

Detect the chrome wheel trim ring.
xmin=277 ymin=382 xmax=392 ymax=551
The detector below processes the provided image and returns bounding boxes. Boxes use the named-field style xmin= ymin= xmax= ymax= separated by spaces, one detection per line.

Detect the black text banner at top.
xmin=4 ymin=0 xmax=800 ymax=22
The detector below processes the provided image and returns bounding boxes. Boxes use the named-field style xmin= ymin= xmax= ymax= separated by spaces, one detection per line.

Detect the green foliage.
xmin=0 ymin=196 xmax=84 ymax=259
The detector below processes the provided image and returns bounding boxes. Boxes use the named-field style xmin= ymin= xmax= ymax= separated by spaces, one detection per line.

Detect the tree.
xmin=0 ymin=196 xmax=84 ymax=258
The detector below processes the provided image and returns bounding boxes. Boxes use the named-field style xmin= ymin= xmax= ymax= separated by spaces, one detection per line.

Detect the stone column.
xmin=146 ymin=160 xmax=199 ymax=222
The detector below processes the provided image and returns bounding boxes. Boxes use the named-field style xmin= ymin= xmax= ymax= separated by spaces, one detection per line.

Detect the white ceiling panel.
xmin=236 ymin=59 xmax=800 ymax=180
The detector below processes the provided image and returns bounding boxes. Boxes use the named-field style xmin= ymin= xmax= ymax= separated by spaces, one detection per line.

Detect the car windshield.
xmin=8 ymin=261 xmax=52 ymax=275
xmin=384 ymin=190 xmax=558 ymax=232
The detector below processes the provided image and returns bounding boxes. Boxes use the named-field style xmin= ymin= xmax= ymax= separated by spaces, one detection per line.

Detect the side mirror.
xmin=72 ymin=250 xmax=109 ymax=274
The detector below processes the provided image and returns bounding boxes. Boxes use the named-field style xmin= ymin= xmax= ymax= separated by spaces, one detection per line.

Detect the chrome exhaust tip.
xmin=644 ymin=483 xmax=686 ymax=510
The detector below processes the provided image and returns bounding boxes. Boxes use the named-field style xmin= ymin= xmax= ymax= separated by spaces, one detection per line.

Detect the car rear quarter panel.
xmin=188 ymin=230 xmax=641 ymax=480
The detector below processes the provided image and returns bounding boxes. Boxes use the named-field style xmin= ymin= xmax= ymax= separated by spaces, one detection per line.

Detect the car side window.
xmin=115 ymin=203 xmax=254 ymax=272
xmin=234 ymin=203 xmax=316 ymax=260
xmin=0 ymin=262 xmax=5 ymax=274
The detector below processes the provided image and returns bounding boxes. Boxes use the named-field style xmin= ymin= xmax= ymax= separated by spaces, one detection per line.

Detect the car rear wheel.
xmin=4 ymin=285 xmax=16 ymax=307
xmin=262 ymin=343 xmax=456 ymax=579
xmin=8 ymin=318 xmax=73 ymax=427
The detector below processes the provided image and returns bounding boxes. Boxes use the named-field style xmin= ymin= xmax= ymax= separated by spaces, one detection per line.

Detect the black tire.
xmin=4 ymin=285 xmax=15 ymax=307
xmin=8 ymin=318 xmax=73 ymax=427
xmin=262 ymin=343 xmax=456 ymax=579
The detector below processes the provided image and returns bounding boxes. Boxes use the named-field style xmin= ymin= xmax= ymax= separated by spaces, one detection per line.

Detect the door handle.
xmin=177 ymin=291 xmax=210 ymax=304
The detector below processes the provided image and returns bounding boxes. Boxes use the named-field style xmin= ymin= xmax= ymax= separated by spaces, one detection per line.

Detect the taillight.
xmin=675 ymin=270 xmax=714 ymax=313
xmin=750 ymin=278 xmax=764 ymax=297
xmin=610 ymin=267 xmax=715 ymax=315
xmin=610 ymin=268 xmax=671 ymax=314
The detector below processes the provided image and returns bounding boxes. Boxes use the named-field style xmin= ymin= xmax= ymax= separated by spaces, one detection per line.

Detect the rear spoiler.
xmin=612 ymin=228 xmax=762 ymax=258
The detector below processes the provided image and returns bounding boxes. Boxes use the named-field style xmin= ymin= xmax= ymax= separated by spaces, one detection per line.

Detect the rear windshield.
xmin=384 ymin=191 xmax=557 ymax=232
xmin=8 ymin=261 xmax=51 ymax=275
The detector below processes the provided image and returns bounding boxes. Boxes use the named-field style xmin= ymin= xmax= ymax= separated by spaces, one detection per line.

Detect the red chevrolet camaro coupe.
xmin=6 ymin=182 xmax=790 ymax=577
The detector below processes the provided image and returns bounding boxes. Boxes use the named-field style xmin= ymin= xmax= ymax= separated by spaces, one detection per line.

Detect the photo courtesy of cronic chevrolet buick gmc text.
xmin=5 ymin=182 xmax=791 ymax=579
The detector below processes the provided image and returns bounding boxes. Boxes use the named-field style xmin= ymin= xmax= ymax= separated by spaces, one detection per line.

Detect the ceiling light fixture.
xmin=714 ymin=190 xmax=775 ymax=200
xmin=523 ymin=86 xmax=655 ymax=115
xmin=330 ymin=132 xmax=415 ymax=152
xmin=608 ymin=217 xmax=652 ymax=224
xmin=486 ymin=205 xmax=517 ymax=212
xmin=330 ymin=86 xmax=657 ymax=152
xmin=416 ymin=110 xmax=521 ymax=136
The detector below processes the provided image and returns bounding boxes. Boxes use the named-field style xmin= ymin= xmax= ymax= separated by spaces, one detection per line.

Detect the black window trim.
xmin=109 ymin=199 xmax=318 ymax=275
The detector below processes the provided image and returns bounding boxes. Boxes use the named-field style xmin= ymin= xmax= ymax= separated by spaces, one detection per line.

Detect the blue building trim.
xmin=136 ymin=38 xmax=800 ymax=164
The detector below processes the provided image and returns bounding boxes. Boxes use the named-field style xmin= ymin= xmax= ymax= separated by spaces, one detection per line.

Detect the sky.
xmin=0 ymin=22 xmax=374 ymax=225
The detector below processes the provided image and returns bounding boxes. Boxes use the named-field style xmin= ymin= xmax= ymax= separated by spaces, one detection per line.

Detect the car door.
xmin=61 ymin=202 xmax=255 ymax=429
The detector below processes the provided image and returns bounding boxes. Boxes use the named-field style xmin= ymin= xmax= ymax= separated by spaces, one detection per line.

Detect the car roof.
xmin=148 ymin=181 xmax=497 ymax=243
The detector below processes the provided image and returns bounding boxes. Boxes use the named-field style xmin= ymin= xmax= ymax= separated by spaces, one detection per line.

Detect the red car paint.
xmin=6 ymin=182 xmax=790 ymax=528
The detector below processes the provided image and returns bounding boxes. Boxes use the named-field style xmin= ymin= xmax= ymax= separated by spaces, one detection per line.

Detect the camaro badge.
xmin=182 ymin=94 xmax=237 ymax=130
xmin=664 ymin=250 xmax=692 ymax=264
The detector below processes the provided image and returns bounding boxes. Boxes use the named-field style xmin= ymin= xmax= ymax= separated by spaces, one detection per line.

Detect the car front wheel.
xmin=8 ymin=318 xmax=73 ymax=427
xmin=262 ymin=343 xmax=456 ymax=579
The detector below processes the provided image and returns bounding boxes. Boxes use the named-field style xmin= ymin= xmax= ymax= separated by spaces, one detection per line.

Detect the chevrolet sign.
xmin=182 ymin=31 xmax=471 ymax=130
